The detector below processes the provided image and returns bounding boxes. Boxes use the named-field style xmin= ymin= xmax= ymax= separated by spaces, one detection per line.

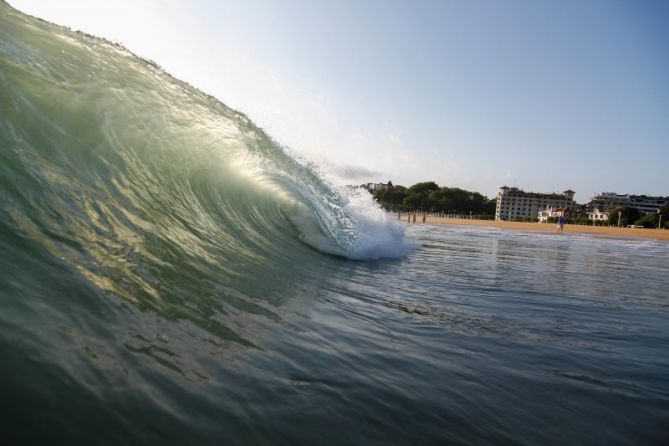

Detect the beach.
xmin=421 ymin=216 xmax=669 ymax=241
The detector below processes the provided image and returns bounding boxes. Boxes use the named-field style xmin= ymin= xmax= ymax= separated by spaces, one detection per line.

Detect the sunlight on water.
xmin=1 ymin=2 xmax=668 ymax=445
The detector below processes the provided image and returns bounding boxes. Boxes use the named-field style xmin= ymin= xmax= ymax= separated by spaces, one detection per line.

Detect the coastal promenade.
xmin=422 ymin=216 xmax=669 ymax=241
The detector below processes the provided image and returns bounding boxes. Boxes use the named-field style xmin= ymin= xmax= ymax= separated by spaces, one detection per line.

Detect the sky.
xmin=9 ymin=0 xmax=669 ymax=202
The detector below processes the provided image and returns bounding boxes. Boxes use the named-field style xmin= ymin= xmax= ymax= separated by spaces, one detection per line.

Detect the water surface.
xmin=1 ymin=3 xmax=668 ymax=444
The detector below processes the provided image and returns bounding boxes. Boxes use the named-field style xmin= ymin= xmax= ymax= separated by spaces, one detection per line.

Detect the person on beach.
xmin=557 ymin=214 xmax=565 ymax=233
xmin=412 ymin=213 xmax=416 ymax=224
xmin=407 ymin=214 xmax=411 ymax=223
xmin=422 ymin=214 xmax=426 ymax=224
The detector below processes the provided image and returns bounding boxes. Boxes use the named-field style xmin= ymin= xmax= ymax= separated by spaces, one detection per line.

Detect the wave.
xmin=0 ymin=1 xmax=412 ymax=335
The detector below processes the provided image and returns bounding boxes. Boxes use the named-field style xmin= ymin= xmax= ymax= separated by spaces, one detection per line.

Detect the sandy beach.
xmin=419 ymin=216 xmax=669 ymax=241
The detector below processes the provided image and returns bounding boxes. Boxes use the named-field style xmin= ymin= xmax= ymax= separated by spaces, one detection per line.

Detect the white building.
xmin=538 ymin=207 xmax=568 ymax=223
xmin=587 ymin=208 xmax=609 ymax=222
xmin=495 ymin=186 xmax=575 ymax=221
xmin=361 ymin=181 xmax=394 ymax=193
xmin=587 ymin=192 xmax=668 ymax=215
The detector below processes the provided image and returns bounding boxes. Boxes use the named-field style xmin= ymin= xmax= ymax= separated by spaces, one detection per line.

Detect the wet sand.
xmin=418 ymin=216 xmax=669 ymax=241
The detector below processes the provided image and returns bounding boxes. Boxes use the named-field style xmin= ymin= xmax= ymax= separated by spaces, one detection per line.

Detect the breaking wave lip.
xmin=288 ymin=183 xmax=417 ymax=260
xmin=0 ymin=1 xmax=414 ymax=262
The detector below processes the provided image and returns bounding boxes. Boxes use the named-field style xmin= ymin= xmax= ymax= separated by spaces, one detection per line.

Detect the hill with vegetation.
xmin=369 ymin=181 xmax=496 ymax=216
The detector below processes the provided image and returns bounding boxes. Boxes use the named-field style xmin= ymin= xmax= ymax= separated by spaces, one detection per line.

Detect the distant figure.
xmin=412 ymin=213 xmax=416 ymax=224
xmin=407 ymin=214 xmax=411 ymax=223
xmin=397 ymin=212 xmax=401 ymax=220
xmin=557 ymin=215 xmax=565 ymax=233
xmin=422 ymin=214 xmax=426 ymax=224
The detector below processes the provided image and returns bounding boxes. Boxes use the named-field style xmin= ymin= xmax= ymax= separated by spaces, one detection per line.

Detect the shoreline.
xmin=412 ymin=216 xmax=669 ymax=241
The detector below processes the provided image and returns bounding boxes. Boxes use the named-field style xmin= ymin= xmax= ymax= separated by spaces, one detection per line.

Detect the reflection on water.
xmin=3 ymin=223 xmax=669 ymax=445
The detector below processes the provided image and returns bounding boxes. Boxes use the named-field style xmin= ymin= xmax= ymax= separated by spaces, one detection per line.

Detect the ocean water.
xmin=1 ymin=3 xmax=669 ymax=444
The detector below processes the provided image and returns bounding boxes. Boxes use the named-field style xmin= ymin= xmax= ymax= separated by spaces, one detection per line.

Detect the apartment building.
xmin=587 ymin=192 xmax=668 ymax=215
xmin=586 ymin=192 xmax=629 ymax=211
xmin=628 ymin=195 xmax=669 ymax=214
xmin=495 ymin=186 xmax=575 ymax=221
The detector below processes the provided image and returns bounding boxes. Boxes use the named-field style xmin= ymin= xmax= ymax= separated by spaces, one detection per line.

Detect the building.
xmin=361 ymin=181 xmax=393 ymax=193
xmin=587 ymin=208 xmax=609 ymax=223
xmin=587 ymin=192 xmax=669 ymax=215
xmin=538 ymin=207 xmax=568 ymax=223
xmin=628 ymin=195 xmax=669 ymax=215
xmin=586 ymin=192 xmax=629 ymax=212
xmin=495 ymin=186 xmax=575 ymax=221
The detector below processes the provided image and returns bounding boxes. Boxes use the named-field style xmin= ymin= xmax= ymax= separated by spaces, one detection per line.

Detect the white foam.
xmin=337 ymin=187 xmax=417 ymax=259
xmin=290 ymin=185 xmax=416 ymax=260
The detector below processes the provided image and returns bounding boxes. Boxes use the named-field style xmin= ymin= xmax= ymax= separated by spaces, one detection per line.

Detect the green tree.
xmin=402 ymin=192 xmax=425 ymax=210
xmin=412 ymin=186 xmax=492 ymax=214
xmin=371 ymin=180 xmax=495 ymax=215
xmin=407 ymin=181 xmax=439 ymax=195
xmin=373 ymin=187 xmax=406 ymax=210
xmin=609 ymin=207 xmax=641 ymax=227
xmin=427 ymin=187 xmax=479 ymax=213
xmin=484 ymin=199 xmax=497 ymax=216
xmin=661 ymin=204 xmax=669 ymax=229
xmin=635 ymin=213 xmax=658 ymax=228
xmin=634 ymin=204 xmax=669 ymax=228
xmin=402 ymin=181 xmax=439 ymax=210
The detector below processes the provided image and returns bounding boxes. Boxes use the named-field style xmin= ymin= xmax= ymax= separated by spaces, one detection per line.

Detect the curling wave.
xmin=0 ymin=2 xmax=410 ymax=277
xmin=0 ymin=1 xmax=414 ymax=349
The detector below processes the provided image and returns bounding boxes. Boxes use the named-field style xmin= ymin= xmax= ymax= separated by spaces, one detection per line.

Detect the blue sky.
xmin=10 ymin=0 xmax=669 ymax=202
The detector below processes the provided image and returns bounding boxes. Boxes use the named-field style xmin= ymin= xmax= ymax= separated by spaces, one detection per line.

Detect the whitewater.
xmin=2 ymin=3 xmax=668 ymax=445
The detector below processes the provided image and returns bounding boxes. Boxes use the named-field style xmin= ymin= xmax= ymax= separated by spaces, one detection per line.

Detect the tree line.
xmin=371 ymin=181 xmax=496 ymax=215
xmin=608 ymin=205 xmax=669 ymax=228
xmin=370 ymin=182 xmax=669 ymax=227
xmin=541 ymin=205 xmax=668 ymax=228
